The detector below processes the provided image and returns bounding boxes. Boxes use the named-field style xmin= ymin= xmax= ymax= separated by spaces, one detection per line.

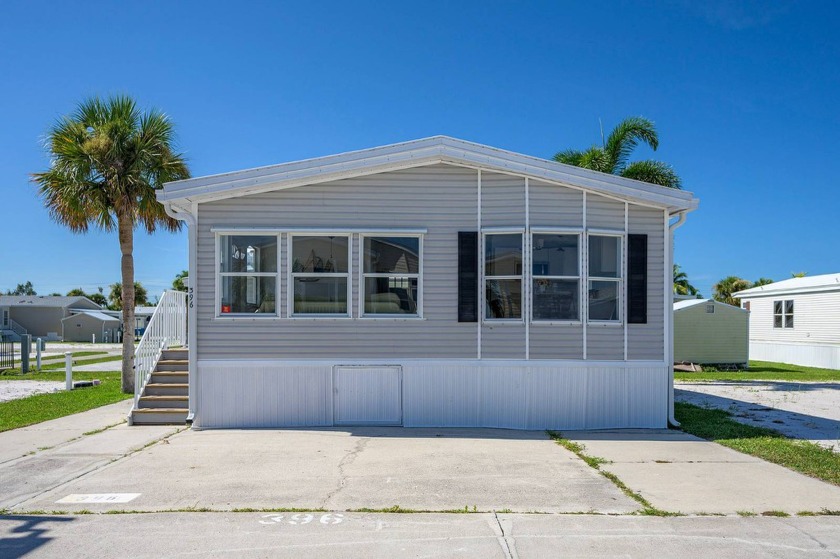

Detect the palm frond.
xmin=620 ymin=159 xmax=682 ymax=189
xmin=552 ymin=149 xmax=586 ymax=166
xmin=604 ymin=116 xmax=659 ymax=173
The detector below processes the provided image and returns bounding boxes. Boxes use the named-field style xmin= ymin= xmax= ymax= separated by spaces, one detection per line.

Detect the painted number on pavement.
xmin=259 ymin=513 xmax=344 ymax=526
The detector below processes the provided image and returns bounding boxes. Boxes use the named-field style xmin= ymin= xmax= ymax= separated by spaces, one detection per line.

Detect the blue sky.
xmin=1 ymin=1 xmax=837 ymax=299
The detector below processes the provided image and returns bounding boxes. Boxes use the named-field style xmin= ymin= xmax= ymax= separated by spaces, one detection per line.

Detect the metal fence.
xmin=0 ymin=335 xmax=14 ymax=371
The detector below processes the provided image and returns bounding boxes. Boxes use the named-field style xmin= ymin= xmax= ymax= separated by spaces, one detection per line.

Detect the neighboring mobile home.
xmin=734 ymin=274 xmax=840 ymax=369
xmin=673 ymin=299 xmax=748 ymax=367
xmin=156 ymin=136 xmax=698 ymax=430
xmin=61 ymin=309 xmax=121 ymax=343
xmin=0 ymin=296 xmax=102 ymax=341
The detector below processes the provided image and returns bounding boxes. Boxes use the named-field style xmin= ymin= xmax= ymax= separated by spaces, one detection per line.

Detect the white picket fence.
xmin=133 ymin=290 xmax=187 ymax=406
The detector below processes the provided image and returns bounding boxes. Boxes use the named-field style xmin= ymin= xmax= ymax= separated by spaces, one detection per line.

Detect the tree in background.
xmin=673 ymin=264 xmax=700 ymax=297
xmin=5 ymin=281 xmax=37 ymax=296
xmin=33 ymin=95 xmax=189 ymax=393
xmin=553 ymin=116 xmax=682 ymax=188
xmin=752 ymin=278 xmax=774 ymax=287
xmin=172 ymin=270 xmax=188 ymax=292
xmin=108 ymin=282 xmax=149 ymax=310
xmin=791 ymin=271 xmax=807 ymax=278
xmin=67 ymin=287 xmax=108 ymax=307
xmin=713 ymin=276 xmax=753 ymax=306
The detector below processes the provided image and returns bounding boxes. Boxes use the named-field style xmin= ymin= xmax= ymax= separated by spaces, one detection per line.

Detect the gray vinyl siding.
xmin=8 ymin=307 xmax=66 ymax=338
xmin=586 ymin=194 xmax=624 ymax=229
xmin=528 ymin=179 xmax=583 ymax=228
xmin=195 ymin=163 xmax=667 ymax=362
xmin=529 ymin=325 xmax=584 ymax=359
xmin=197 ymin=164 xmax=479 ymax=359
xmin=627 ymin=206 xmax=666 ymax=360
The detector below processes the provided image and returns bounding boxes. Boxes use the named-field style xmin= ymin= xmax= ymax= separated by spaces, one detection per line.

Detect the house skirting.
xmin=193 ymin=359 xmax=669 ymax=430
xmin=750 ymin=341 xmax=840 ymax=370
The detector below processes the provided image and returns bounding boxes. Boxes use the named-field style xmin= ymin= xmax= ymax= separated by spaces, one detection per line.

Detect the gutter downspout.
xmin=163 ymin=200 xmax=198 ymax=426
xmin=668 ymin=211 xmax=688 ymax=427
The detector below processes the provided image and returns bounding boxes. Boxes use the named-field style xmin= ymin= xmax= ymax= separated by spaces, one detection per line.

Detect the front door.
xmin=333 ymin=365 xmax=402 ymax=426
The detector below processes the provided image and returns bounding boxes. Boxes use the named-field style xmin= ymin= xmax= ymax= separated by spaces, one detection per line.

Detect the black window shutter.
xmin=627 ymin=234 xmax=648 ymax=324
xmin=458 ymin=232 xmax=479 ymax=322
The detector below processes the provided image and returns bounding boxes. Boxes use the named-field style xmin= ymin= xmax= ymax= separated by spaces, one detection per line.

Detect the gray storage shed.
xmin=62 ymin=310 xmax=121 ymax=343
xmin=673 ymin=299 xmax=749 ymax=366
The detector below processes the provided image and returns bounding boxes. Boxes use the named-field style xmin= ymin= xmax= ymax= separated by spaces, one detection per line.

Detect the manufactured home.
xmin=734 ymin=274 xmax=840 ymax=369
xmin=673 ymin=299 xmax=749 ymax=367
xmin=0 ymin=296 xmax=103 ymax=341
xmin=136 ymin=136 xmax=698 ymax=429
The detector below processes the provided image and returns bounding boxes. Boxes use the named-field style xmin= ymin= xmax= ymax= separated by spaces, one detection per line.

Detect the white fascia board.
xmin=734 ymin=285 xmax=840 ymax=298
xmin=158 ymin=136 xmax=698 ymax=213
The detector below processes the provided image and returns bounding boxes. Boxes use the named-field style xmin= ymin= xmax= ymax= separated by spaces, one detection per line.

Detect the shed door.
xmin=334 ymin=366 xmax=402 ymax=426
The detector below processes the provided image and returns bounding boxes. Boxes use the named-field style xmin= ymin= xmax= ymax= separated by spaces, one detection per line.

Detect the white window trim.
xmin=214 ymin=233 xmax=281 ymax=318
xmin=482 ymin=230 xmax=525 ymax=323
xmin=586 ymin=232 xmax=624 ymax=324
xmin=529 ymin=231 xmax=582 ymax=324
xmin=288 ymin=233 xmax=353 ymax=319
xmin=358 ymin=233 xmax=424 ymax=319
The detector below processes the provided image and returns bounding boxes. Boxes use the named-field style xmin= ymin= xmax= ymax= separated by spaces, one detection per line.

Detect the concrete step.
xmin=131 ymin=408 xmax=188 ymax=425
xmin=138 ymin=395 xmax=188 ymax=409
xmin=143 ymin=382 xmax=189 ymax=396
xmin=155 ymin=360 xmax=189 ymax=372
xmin=149 ymin=371 xmax=188 ymax=384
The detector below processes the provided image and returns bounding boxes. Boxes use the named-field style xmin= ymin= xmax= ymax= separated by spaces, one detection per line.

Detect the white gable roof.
xmin=159 ymin=136 xmax=698 ymax=213
xmin=733 ymin=273 xmax=840 ymax=298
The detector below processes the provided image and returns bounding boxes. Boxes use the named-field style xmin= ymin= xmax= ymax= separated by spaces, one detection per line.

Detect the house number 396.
xmin=259 ymin=513 xmax=344 ymax=525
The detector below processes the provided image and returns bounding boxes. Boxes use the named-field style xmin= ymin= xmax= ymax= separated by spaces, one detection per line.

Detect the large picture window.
xmin=362 ymin=236 xmax=421 ymax=316
xmin=218 ymin=235 xmax=278 ymax=315
xmin=291 ymin=235 xmax=350 ymax=316
xmin=532 ymin=233 xmax=580 ymax=321
xmin=588 ymin=235 xmax=622 ymax=322
xmin=774 ymin=299 xmax=793 ymax=328
xmin=484 ymin=233 xmax=523 ymax=320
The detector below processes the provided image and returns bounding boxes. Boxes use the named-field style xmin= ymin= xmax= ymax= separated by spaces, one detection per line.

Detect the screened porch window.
xmin=484 ymin=233 xmax=523 ymax=320
xmin=362 ymin=236 xmax=421 ymax=316
xmin=588 ymin=235 xmax=622 ymax=322
xmin=532 ymin=233 xmax=580 ymax=321
xmin=218 ymin=235 xmax=278 ymax=315
xmin=291 ymin=235 xmax=350 ymax=316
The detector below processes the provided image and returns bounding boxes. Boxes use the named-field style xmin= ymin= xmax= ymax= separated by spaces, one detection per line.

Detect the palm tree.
xmin=108 ymin=282 xmax=149 ymax=311
xmin=712 ymin=276 xmax=752 ymax=307
xmin=33 ymin=96 xmax=189 ymax=393
xmin=673 ymin=264 xmax=699 ymax=297
xmin=753 ymin=278 xmax=774 ymax=287
xmin=553 ymin=116 xmax=682 ymax=188
xmin=172 ymin=270 xmax=189 ymax=292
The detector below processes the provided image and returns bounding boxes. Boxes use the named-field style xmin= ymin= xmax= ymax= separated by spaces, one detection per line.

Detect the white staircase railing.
xmin=133 ymin=290 xmax=188 ymax=406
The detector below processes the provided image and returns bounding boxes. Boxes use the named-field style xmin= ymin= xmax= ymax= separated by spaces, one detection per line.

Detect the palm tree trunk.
xmin=118 ymin=211 xmax=135 ymax=394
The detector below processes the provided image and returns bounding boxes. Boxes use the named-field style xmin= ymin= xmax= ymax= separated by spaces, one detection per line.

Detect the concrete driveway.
xmin=16 ymin=427 xmax=638 ymax=514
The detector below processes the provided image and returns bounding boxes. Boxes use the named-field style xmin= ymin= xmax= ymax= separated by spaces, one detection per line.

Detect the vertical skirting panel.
xmin=750 ymin=341 xmax=840 ymax=370
xmin=196 ymin=360 xmax=669 ymax=430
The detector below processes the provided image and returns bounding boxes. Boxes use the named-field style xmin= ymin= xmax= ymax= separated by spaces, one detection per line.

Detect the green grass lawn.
xmin=1 ymin=354 xmax=121 ymax=375
xmin=675 ymin=402 xmax=840 ymax=487
xmin=675 ymin=361 xmax=840 ymax=382
xmin=0 ymin=371 xmax=131 ymax=432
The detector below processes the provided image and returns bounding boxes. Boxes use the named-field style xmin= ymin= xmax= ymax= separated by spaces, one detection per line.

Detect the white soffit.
xmin=159 ymin=136 xmax=698 ymax=213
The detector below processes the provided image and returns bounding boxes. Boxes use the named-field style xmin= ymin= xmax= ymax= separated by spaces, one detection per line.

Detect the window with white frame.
xmin=588 ymin=235 xmax=622 ymax=322
xmin=362 ymin=236 xmax=421 ymax=316
xmin=773 ymin=299 xmax=793 ymax=328
xmin=531 ymin=233 xmax=580 ymax=321
xmin=484 ymin=233 xmax=523 ymax=320
xmin=218 ymin=235 xmax=278 ymax=315
xmin=291 ymin=235 xmax=350 ymax=315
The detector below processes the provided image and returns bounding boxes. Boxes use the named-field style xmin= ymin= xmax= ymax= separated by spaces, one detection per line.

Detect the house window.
xmin=362 ymin=236 xmax=421 ymax=316
xmin=588 ymin=235 xmax=622 ymax=322
xmin=291 ymin=235 xmax=351 ymax=316
xmin=532 ymin=233 xmax=580 ymax=321
xmin=774 ymin=299 xmax=793 ymax=328
xmin=706 ymin=304 xmax=715 ymax=314
xmin=484 ymin=233 xmax=523 ymax=320
xmin=218 ymin=235 xmax=278 ymax=315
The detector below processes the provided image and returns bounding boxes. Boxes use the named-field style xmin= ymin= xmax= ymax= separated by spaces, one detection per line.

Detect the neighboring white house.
xmin=734 ymin=274 xmax=840 ymax=370
xmin=156 ymin=136 xmax=698 ymax=430
xmin=673 ymin=299 xmax=749 ymax=367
